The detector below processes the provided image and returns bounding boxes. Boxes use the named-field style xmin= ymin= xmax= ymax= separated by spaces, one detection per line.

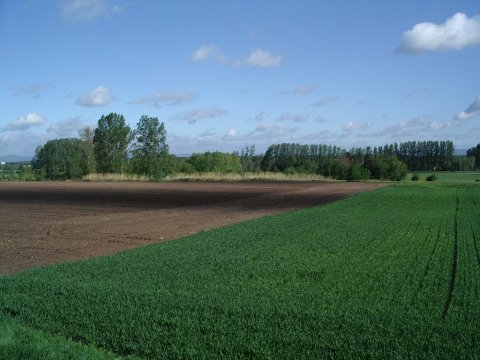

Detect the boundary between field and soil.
xmin=0 ymin=181 xmax=384 ymax=275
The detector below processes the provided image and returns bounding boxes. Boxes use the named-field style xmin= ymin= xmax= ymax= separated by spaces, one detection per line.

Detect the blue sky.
xmin=1 ymin=0 xmax=479 ymax=156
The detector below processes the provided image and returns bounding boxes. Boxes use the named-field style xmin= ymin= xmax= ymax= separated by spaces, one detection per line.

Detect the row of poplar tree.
xmin=258 ymin=140 xmax=457 ymax=180
xmin=33 ymin=113 xmax=171 ymax=180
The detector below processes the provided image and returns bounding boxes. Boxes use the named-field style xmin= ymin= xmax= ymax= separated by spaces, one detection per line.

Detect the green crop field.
xmin=1 ymin=184 xmax=480 ymax=359
xmin=406 ymin=171 xmax=480 ymax=183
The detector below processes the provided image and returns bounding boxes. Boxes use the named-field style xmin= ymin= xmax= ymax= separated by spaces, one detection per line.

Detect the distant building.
xmin=0 ymin=161 xmax=5 ymax=165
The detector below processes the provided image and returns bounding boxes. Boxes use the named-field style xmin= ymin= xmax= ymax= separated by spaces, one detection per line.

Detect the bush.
xmin=426 ymin=174 xmax=437 ymax=181
xmin=411 ymin=173 xmax=420 ymax=181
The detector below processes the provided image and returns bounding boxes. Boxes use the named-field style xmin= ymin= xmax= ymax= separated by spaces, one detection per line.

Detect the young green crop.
xmin=1 ymin=185 xmax=479 ymax=359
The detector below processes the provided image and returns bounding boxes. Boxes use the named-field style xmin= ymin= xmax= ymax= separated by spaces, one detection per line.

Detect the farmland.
xmin=0 ymin=181 xmax=380 ymax=275
xmin=1 ymin=181 xmax=480 ymax=358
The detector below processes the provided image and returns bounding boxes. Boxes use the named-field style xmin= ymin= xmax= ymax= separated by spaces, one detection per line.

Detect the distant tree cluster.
xmin=0 ymin=162 xmax=35 ymax=181
xmin=32 ymin=113 xmax=172 ymax=180
xmin=237 ymin=145 xmax=262 ymax=172
xmin=33 ymin=138 xmax=94 ymax=180
xmin=383 ymin=141 xmax=454 ymax=171
xmin=259 ymin=143 xmax=408 ymax=180
xmin=467 ymin=144 xmax=480 ymax=170
xmin=185 ymin=152 xmax=242 ymax=173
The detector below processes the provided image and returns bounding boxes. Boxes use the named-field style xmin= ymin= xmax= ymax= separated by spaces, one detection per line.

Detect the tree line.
xmin=33 ymin=113 xmax=173 ymax=180
xmin=27 ymin=112 xmax=480 ymax=181
xmin=259 ymin=143 xmax=408 ymax=180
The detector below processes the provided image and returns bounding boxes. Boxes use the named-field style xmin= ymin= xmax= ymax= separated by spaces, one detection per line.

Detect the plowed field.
xmin=0 ymin=181 xmax=382 ymax=275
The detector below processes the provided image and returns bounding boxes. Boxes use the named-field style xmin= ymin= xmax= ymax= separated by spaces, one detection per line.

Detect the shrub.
xmin=426 ymin=174 xmax=437 ymax=181
xmin=411 ymin=173 xmax=420 ymax=181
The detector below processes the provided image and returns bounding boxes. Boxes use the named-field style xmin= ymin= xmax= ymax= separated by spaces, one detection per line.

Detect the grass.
xmin=83 ymin=171 xmax=329 ymax=183
xmin=406 ymin=171 xmax=480 ymax=183
xmin=165 ymin=171 xmax=329 ymax=182
xmin=1 ymin=184 xmax=480 ymax=358
xmin=0 ymin=313 xmax=128 ymax=360
xmin=83 ymin=173 xmax=150 ymax=182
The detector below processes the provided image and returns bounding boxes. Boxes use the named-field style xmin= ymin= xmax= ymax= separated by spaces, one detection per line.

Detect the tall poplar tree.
xmin=93 ymin=113 xmax=133 ymax=174
xmin=131 ymin=115 xmax=171 ymax=179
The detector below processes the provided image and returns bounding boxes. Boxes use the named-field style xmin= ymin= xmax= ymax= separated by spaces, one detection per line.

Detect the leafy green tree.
xmin=93 ymin=113 xmax=133 ymax=174
xmin=131 ymin=116 xmax=171 ymax=179
xmin=383 ymin=156 xmax=408 ymax=180
xmin=32 ymin=138 xmax=93 ymax=180
xmin=187 ymin=152 xmax=242 ymax=173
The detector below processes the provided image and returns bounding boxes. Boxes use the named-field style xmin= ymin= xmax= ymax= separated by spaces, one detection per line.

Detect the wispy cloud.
xmin=281 ymin=84 xmax=316 ymax=96
xmin=405 ymin=87 xmax=435 ymax=99
xmin=47 ymin=117 xmax=83 ymax=136
xmin=190 ymin=45 xmax=225 ymax=62
xmin=311 ymin=96 xmax=338 ymax=107
xmin=398 ymin=12 xmax=480 ymax=54
xmin=76 ymin=86 xmax=112 ymax=107
xmin=343 ymin=121 xmax=369 ymax=133
xmin=455 ymin=96 xmax=480 ymax=122
xmin=365 ymin=116 xmax=427 ymax=138
xmin=249 ymin=112 xmax=265 ymax=122
xmin=253 ymin=123 xmax=298 ymax=137
xmin=236 ymin=49 xmax=282 ymax=67
xmin=2 ymin=112 xmax=46 ymax=131
xmin=221 ymin=123 xmax=298 ymax=143
xmin=172 ymin=107 xmax=227 ymax=124
xmin=314 ymin=115 xmax=328 ymax=123
xmin=128 ymin=89 xmax=197 ymax=107
xmin=295 ymin=129 xmax=340 ymax=143
xmin=275 ymin=113 xmax=310 ymax=123
xmin=199 ymin=129 xmax=216 ymax=138
xmin=60 ymin=0 xmax=120 ymax=22
xmin=9 ymin=83 xmax=54 ymax=98
xmin=363 ymin=115 xmax=454 ymax=139
xmin=169 ymin=123 xmax=298 ymax=154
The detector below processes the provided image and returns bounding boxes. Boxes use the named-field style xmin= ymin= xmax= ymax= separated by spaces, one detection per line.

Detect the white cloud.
xmin=190 ymin=45 xmax=225 ymax=62
xmin=222 ymin=128 xmax=239 ymax=141
xmin=2 ymin=112 xmax=46 ymax=131
xmin=47 ymin=117 xmax=83 ymax=137
xmin=364 ymin=116 xmax=426 ymax=138
xmin=455 ymin=96 xmax=480 ymax=122
xmin=398 ymin=12 xmax=480 ymax=54
xmin=172 ymin=107 xmax=227 ymax=124
xmin=311 ymin=96 xmax=338 ymax=107
xmin=364 ymin=115 xmax=454 ymax=138
xmin=222 ymin=123 xmax=298 ymax=143
xmin=427 ymin=121 xmax=450 ymax=131
xmin=168 ymin=123 xmax=299 ymax=154
xmin=0 ymin=130 xmax=48 ymax=156
xmin=128 ymin=89 xmax=197 ymax=107
xmin=236 ymin=49 xmax=282 ymax=67
xmin=343 ymin=121 xmax=369 ymax=132
xmin=61 ymin=0 xmax=119 ymax=21
xmin=76 ymin=86 xmax=112 ymax=107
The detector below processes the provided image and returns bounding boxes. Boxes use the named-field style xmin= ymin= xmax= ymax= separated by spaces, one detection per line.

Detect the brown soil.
xmin=0 ymin=181 xmax=383 ymax=275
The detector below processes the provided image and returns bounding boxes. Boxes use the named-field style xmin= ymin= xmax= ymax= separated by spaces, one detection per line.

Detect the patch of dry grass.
xmin=165 ymin=172 xmax=329 ymax=182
